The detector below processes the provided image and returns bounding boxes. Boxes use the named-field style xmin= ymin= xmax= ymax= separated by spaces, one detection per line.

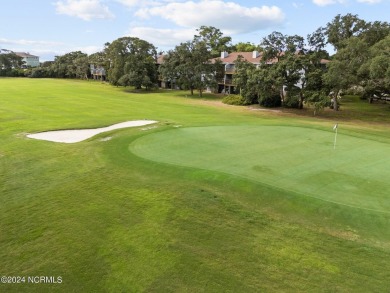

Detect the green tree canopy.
xmin=194 ymin=26 xmax=232 ymax=58
xmin=104 ymin=37 xmax=157 ymax=89
xmin=0 ymin=52 xmax=24 ymax=69
xmin=232 ymin=42 xmax=260 ymax=52
xmin=159 ymin=38 xmax=221 ymax=96
xmin=50 ymin=51 xmax=88 ymax=78
xmin=358 ymin=35 xmax=390 ymax=99
xmin=325 ymin=13 xmax=367 ymax=51
xmin=260 ymin=32 xmax=306 ymax=106
xmin=323 ymin=15 xmax=389 ymax=103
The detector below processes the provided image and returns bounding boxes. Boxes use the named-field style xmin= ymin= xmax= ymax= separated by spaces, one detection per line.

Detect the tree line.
xmin=1 ymin=14 xmax=389 ymax=110
xmin=231 ymin=14 xmax=389 ymax=111
xmin=0 ymin=49 xmax=25 ymax=77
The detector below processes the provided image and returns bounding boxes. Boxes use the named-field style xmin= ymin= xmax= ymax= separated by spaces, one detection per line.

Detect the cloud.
xmin=312 ymin=0 xmax=347 ymax=6
xmin=115 ymin=0 xmax=142 ymax=7
xmin=127 ymin=27 xmax=196 ymax=48
xmin=115 ymin=0 xmax=164 ymax=8
xmin=357 ymin=0 xmax=382 ymax=3
xmin=55 ymin=0 xmax=114 ymax=20
xmin=0 ymin=37 xmax=103 ymax=61
xmin=292 ymin=2 xmax=304 ymax=8
xmin=313 ymin=0 xmax=383 ymax=5
xmin=135 ymin=1 xmax=285 ymax=34
xmin=39 ymin=45 xmax=103 ymax=61
xmin=74 ymin=45 xmax=104 ymax=55
xmin=0 ymin=38 xmax=64 ymax=47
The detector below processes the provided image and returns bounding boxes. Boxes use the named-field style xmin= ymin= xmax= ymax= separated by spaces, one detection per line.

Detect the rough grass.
xmin=1 ymin=78 xmax=390 ymax=292
xmin=281 ymin=94 xmax=390 ymax=124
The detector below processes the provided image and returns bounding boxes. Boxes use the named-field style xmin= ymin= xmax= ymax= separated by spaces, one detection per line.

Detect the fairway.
xmin=1 ymin=79 xmax=390 ymax=292
xmin=131 ymin=126 xmax=390 ymax=212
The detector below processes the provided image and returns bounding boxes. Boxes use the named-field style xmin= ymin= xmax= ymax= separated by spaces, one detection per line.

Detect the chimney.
xmin=252 ymin=51 xmax=259 ymax=58
xmin=221 ymin=51 xmax=228 ymax=59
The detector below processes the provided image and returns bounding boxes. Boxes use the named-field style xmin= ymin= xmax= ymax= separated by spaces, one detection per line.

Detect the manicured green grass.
xmin=1 ymin=78 xmax=390 ymax=292
xmin=130 ymin=125 xmax=390 ymax=212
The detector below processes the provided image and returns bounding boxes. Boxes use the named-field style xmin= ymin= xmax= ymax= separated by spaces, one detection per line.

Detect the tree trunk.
xmin=299 ymin=92 xmax=304 ymax=109
xmin=280 ymin=87 xmax=285 ymax=106
xmin=190 ymin=86 xmax=194 ymax=96
xmin=333 ymin=90 xmax=339 ymax=111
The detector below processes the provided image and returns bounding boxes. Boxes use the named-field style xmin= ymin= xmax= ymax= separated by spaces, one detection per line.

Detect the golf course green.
xmin=131 ymin=126 xmax=390 ymax=212
xmin=1 ymin=78 xmax=390 ymax=292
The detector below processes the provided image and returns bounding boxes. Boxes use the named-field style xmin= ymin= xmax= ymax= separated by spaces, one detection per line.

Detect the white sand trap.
xmin=27 ymin=120 xmax=157 ymax=143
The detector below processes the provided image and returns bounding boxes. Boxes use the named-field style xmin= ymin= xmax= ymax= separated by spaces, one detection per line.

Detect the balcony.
xmin=225 ymin=67 xmax=235 ymax=74
xmin=218 ymin=78 xmax=234 ymax=85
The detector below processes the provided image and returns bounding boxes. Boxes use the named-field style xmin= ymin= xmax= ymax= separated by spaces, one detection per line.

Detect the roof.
xmin=320 ymin=59 xmax=330 ymax=64
xmin=211 ymin=52 xmax=260 ymax=64
xmin=156 ymin=54 xmax=165 ymax=65
xmin=210 ymin=51 xmax=279 ymax=65
xmin=157 ymin=51 xmax=329 ymax=66
xmin=14 ymin=52 xmax=38 ymax=58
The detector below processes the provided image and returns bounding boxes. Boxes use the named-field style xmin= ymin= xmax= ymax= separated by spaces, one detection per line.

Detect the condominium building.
xmin=14 ymin=52 xmax=40 ymax=67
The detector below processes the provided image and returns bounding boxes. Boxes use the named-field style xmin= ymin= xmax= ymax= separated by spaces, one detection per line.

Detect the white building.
xmin=15 ymin=52 xmax=40 ymax=67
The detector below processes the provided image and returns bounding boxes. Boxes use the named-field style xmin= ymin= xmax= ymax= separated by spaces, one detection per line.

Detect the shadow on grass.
xmin=121 ymin=87 xmax=224 ymax=101
xmin=249 ymin=95 xmax=390 ymax=124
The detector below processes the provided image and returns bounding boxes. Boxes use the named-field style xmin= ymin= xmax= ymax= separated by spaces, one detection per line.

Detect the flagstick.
xmin=333 ymin=126 xmax=338 ymax=150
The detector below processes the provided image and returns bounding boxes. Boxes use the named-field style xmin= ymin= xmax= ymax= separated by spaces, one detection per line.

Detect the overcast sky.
xmin=1 ymin=0 xmax=388 ymax=61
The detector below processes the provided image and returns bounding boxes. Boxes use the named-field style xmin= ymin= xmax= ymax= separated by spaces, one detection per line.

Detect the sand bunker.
xmin=27 ymin=120 xmax=157 ymax=143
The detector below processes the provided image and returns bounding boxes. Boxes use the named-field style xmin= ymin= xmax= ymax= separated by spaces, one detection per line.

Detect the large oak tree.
xmin=104 ymin=37 xmax=157 ymax=89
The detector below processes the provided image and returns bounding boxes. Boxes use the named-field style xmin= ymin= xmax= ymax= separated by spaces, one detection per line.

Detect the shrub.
xmin=29 ymin=68 xmax=48 ymax=78
xmin=258 ymin=93 xmax=282 ymax=108
xmin=240 ymin=89 xmax=258 ymax=104
xmin=222 ymin=94 xmax=249 ymax=106
xmin=306 ymin=92 xmax=330 ymax=115
xmin=283 ymin=95 xmax=300 ymax=108
xmin=0 ymin=68 xmax=25 ymax=77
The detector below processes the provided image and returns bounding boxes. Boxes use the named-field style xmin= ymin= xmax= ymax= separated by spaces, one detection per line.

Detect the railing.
xmin=225 ymin=68 xmax=235 ymax=74
xmin=217 ymin=78 xmax=234 ymax=84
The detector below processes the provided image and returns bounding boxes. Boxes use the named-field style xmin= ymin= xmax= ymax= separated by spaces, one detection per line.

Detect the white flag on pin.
xmin=333 ymin=123 xmax=338 ymax=150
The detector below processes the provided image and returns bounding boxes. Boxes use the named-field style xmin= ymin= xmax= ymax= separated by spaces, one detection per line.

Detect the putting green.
xmin=130 ymin=126 xmax=390 ymax=213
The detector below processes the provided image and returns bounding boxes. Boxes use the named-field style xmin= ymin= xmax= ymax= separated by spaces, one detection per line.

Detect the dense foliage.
xmin=104 ymin=37 xmax=158 ymax=89
xmin=1 ymin=14 xmax=388 ymax=107
xmin=158 ymin=27 xmax=225 ymax=96
xmin=323 ymin=14 xmax=390 ymax=107
xmin=0 ymin=50 xmax=24 ymax=76
xmin=231 ymin=14 xmax=389 ymax=110
xmin=222 ymin=94 xmax=249 ymax=105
